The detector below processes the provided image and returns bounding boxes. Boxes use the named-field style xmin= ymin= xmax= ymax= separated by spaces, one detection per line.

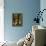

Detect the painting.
xmin=12 ymin=13 xmax=23 ymax=26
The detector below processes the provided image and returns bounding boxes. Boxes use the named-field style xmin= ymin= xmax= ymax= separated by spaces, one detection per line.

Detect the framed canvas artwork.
xmin=12 ymin=13 xmax=23 ymax=26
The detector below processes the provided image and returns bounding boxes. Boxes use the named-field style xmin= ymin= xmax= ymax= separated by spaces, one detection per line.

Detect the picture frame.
xmin=12 ymin=13 xmax=23 ymax=26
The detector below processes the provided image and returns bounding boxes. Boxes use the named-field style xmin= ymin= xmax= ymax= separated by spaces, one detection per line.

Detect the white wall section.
xmin=0 ymin=0 xmax=4 ymax=42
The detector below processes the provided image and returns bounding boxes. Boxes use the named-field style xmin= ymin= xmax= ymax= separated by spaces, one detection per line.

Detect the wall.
xmin=4 ymin=0 xmax=40 ymax=42
xmin=0 ymin=0 xmax=4 ymax=42
xmin=40 ymin=0 xmax=46 ymax=45
xmin=40 ymin=0 xmax=46 ymax=26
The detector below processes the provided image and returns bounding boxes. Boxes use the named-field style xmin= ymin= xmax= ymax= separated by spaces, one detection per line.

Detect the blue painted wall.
xmin=40 ymin=0 xmax=46 ymax=27
xmin=4 ymin=0 xmax=40 ymax=42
